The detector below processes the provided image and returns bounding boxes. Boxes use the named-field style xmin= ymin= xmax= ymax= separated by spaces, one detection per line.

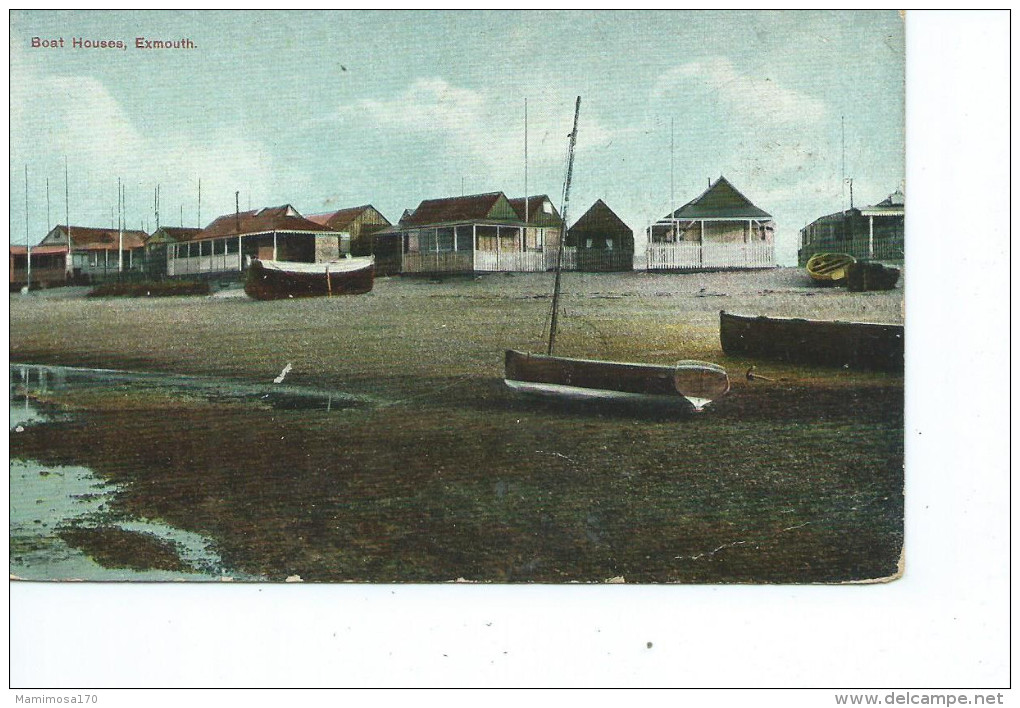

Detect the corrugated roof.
xmin=51 ymin=225 xmax=148 ymax=250
xmin=666 ymin=176 xmax=771 ymax=220
xmin=403 ymin=192 xmax=515 ymax=227
xmin=197 ymin=205 xmax=336 ymax=240
xmin=305 ymin=205 xmax=381 ymax=230
xmin=149 ymin=226 xmax=203 ymax=243
xmin=10 ymin=245 xmax=68 ymax=255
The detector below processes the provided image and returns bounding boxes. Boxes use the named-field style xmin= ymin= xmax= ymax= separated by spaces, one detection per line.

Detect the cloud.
xmin=338 ymin=77 xmax=612 ymax=194
xmin=10 ymin=57 xmax=278 ymax=236
xmin=654 ymin=56 xmax=828 ymax=128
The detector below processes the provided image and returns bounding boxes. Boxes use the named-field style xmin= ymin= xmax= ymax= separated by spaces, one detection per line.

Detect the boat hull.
xmin=719 ymin=311 xmax=904 ymax=372
xmin=244 ymin=258 xmax=374 ymax=300
xmin=806 ymin=252 xmax=856 ymax=284
xmin=504 ymin=349 xmax=730 ymax=411
xmin=846 ymin=261 xmax=900 ymax=292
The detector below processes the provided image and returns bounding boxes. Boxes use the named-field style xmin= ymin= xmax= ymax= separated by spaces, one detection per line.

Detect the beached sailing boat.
xmin=503 ymin=97 xmax=730 ymax=412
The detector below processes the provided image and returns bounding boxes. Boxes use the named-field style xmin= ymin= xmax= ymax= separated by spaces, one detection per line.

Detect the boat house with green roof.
xmin=646 ymin=176 xmax=775 ymax=271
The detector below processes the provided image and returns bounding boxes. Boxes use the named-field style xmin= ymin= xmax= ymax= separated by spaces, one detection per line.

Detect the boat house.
xmin=305 ymin=205 xmax=391 ymax=257
xmin=645 ymin=176 xmax=775 ymax=271
xmin=9 ymin=245 xmax=71 ymax=290
xmin=797 ymin=189 xmax=904 ymax=266
xmin=565 ymin=199 xmax=634 ymax=272
xmin=166 ymin=204 xmax=341 ymax=278
xmin=33 ymin=225 xmax=149 ymax=282
xmin=144 ymin=226 xmax=202 ymax=277
xmin=396 ymin=191 xmax=561 ymax=274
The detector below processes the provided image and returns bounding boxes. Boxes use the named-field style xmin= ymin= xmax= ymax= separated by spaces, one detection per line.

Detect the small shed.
xmin=305 ymin=205 xmax=391 ymax=258
xmin=566 ymin=199 xmax=634 ymax=272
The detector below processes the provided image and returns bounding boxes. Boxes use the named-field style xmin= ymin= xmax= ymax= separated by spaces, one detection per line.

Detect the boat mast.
xmin=548 ymin=96 xmax=581 ymax=356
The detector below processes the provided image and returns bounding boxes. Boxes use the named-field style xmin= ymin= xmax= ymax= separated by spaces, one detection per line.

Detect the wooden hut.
xmin=166 ymin=205 xmax=340 ymax=278
xmin=145 ymin=226 xmax=202 ymax=278
xmin=305 ymin=205 xmax=391 ymax=258
xmin=646 ymin=176 xmax=775 ymax=271
xmin=798 ymin=189 xmax=904 ymax=265
xmin=396 ymin=192 xmax=556 ymax=274
xmin=37 ymin=225 xmax=149 ymax=282
xmin=566 ymin=199 xmax=634 ymax=272
xmin=9 ymin=245 xmax=70 ymax=290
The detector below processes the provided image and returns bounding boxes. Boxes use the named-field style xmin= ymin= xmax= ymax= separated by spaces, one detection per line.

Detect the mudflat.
xmin=9 ymin=268 xmax=904 ymax=583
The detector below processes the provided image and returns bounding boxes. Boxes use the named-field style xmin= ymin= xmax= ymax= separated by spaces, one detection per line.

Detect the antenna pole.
xmin=548 ymin=96 xmax=581 ymax=356
xmin=670 ymin=117 xmax=675 ymax=218
xmin=118 ymin=178 xmax=124 ymax=273
xmin=198 ymin=178 xmax=202 ymax=227
xmin=25 ymin=166 xmax=31 ymax=290
xmin=45 ymin=177 xmax=50 ymax=233
xmin=524 ymin=97 xmax=529 ymax=224
xmin=841 ymin=115 xmax=846 ymax=213
xmin=65 ymin=158 xmax=71 ymax=274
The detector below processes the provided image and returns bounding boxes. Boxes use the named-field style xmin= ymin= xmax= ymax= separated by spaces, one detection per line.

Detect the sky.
xmin=8 ymin=10 xmax=905 ymax=265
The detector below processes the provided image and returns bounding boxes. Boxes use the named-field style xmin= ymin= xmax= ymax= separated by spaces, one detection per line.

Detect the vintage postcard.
xmin=9 ymin=10 xmax=905 ymax=585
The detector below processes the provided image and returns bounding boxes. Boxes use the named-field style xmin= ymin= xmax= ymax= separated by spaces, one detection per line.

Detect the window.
xmin=542 ymin=200 xmax=553 ymax=214
xmin=226 ymin=239 xmax=239 ymax=254
xmin=200 ymin=240 xmax=212 ymax=256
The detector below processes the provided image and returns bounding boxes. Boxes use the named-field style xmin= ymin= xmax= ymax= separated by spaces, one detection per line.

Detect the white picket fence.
xmin=646 ymin=241 xmax=775 ymax=271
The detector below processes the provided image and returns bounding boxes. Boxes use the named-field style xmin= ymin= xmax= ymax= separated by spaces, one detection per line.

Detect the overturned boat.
xmin=806 ymin=252 xmax=856 ymax=284
xmin=719 ymin=311 xmax=904 ymax=372
xmin=845 ymin=261 xmax=900 ymax=292
xmin=244 ymin=257 xmax=374 ymax=300
xmin=504 ymin=350 xmax=730 ymax=412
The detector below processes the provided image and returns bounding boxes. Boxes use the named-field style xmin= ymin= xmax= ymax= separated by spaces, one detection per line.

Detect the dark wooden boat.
xmin=244 ymin=257 xmax=374 ymax=300
xmin=505 ymin=350 xmax=730 ymax=412
xmin=806 ymin=252 xmax=856 ymax=284
xmin=846 ymin=261 xmax=900 ymax=292
xmin=719 ymin=311 xmax=903 ymax=372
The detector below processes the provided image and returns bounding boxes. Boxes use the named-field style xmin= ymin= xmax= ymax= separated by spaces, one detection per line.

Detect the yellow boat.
xmin=806 ymin=252 xmax=856 ymax=284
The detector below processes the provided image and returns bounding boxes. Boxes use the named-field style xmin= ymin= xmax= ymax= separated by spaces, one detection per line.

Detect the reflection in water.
xmin=9 ymin=365 xmax=272 ymax=581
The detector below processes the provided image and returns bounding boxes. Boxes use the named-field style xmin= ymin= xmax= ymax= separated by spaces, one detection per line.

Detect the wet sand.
xmin=9 ymin=268 xmax=904 ymax=583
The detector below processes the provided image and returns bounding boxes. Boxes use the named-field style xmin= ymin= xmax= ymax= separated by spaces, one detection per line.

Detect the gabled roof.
xmin=197 ymin=204 xmax=336 ymax=240
xmin=305 ymin=205 xmax=390 ymax=231
xmin=508 ymin=195 xmax=562 ymax=225
xmin=568 ymin=199 xmax=632 ymax=235
xmin=148 ymin=226 xmax=203 ymax=244
xmin=403 ymin=192 xmax=521 ymax=227
xmin=861 ymin=189 xmax=905 ymax=216
xmin=665 ymin=176 xmax=771 ymax=220
xmin=47 ymin=225 xmax=148 ymax=250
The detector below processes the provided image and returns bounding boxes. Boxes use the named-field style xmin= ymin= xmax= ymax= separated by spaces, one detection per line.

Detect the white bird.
xmin=274 ymin=363 xmax=293 ymax=384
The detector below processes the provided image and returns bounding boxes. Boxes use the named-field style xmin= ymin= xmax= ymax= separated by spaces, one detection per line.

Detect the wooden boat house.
xmin=305 ymin=205 xmax=391 ymax=258
xmin=565 ymin=199 xmax=634 ymax=272
xmin=30 ymin=225 xmax=150 ymax=283
xmin=9 ymin=245 xmax=71 ymax=290
xmin=646 ymin=176 xmax=775 ymax=271
xmin=166 ymin=204 xmax=342 ymax=278
xmin=396 ymin=191 xmax=563 ymax=274
xmin=144 ymin=226 xmax=202 ymax=278
xmin=797 ymin=189 xmax=904 ymax=266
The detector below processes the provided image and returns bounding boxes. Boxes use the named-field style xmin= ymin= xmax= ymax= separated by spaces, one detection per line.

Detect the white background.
xmin=5 ymin=10 xmax=1012 ymax=699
